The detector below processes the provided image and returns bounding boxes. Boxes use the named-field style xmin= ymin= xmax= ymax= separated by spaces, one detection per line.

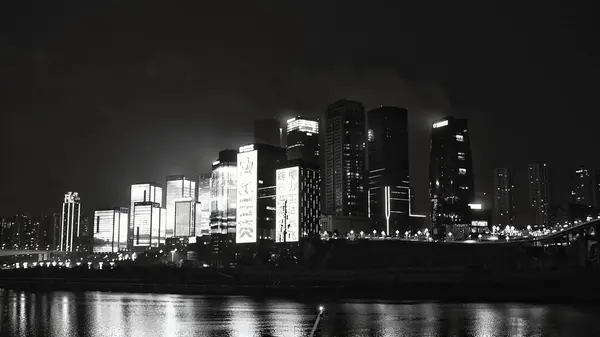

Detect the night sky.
xmin=0 ymin=1 xmax=597 ymax=220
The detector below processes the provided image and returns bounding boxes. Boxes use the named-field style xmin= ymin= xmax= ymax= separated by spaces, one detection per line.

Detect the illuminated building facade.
xmin=174 ymin=198 xmax=195 ymax=237
xmin=93 ymin=207 xmax=129 ymax=253
xmin=323 ymin=99 xmax=367 ymax=217
xmin=129 ymin=183 xmax=162 ymax=247
xmin=166 ymin=175 xmax=196 ymax=238
xmin=528 ymin=163 xmax=551 ymax=225
xmin=236 ymin=143 xmax=286 ymax=243
xmin=493 ymin=168 xmax=515 ymax=227
xmin=276 ymin=162 xmax=321 ymax=242
xmin=429 ymin=117 xmax=474 ymax=240
xmin=367 ymin=106 xmax=410 ymax=235
xmin=253 ymin=118 xmax=281 ymax=147
xmin=60 ymin=192 xmax=82 ymax=252
xmin=197 ymin=173 xmax=211 ymax=236
xmin=132 ymin=202 xmax=165 ymax=248
xmin=286 ymin=116 xmax=320 ymax=165
xmin=210 ymin=150 xmax=238 ymax=236
xmin=571 ymin=167 xmax=594 ymax=206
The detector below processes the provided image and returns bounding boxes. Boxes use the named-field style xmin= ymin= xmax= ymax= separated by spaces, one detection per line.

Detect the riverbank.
xmin=2 ymin=267 xmax=599 ymax=303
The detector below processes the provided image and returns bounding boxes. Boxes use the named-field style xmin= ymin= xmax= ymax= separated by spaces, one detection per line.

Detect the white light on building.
xmin=276 ymin=167 xmax=300 ymax=243
xmin=236 ymin=149 xmax=258 ymax=243
xmin=93 ymin=208 xmax=128 ymax=253
xmin=433 ymin=120 xmax=449 ymax=128
xmin=166 ymin=176 xmax=196 ymax=238
xmin=60 ymin=192 xmax=81 ymax=252
xmin=132 ymin=202 xmax=165 ymax=248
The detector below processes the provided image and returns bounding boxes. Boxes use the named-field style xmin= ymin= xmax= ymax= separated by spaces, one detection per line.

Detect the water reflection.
xmin=0 ymin=290 xmax=599 ymax=337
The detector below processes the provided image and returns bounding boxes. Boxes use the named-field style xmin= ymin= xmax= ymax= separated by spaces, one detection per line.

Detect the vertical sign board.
xmin=236 ymin=150 xmax=258 ymax=243
xmin=276 ymin=166 xmax=300 ymax=243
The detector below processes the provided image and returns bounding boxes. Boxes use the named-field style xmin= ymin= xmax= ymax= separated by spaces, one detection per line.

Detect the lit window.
xmin=455 ymin=135 xmax=464 ymax=142
xmin=459 ymin=168 xmax=467 ymax=175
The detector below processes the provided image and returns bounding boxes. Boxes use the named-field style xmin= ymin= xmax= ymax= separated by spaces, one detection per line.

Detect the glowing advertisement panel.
xmin=471 ymin=220 xmax=488 ymax=227
xmin=275 ymin=167 xmax=300 ymax=243
xmin=236 ymin=150 xmax=258 ymax=243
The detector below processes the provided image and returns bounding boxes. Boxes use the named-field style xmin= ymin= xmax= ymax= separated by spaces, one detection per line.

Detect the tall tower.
xmin=166 ymin=175 xmax=196 ymax=238
xmin=210 ymin=150 xmax=238 ymax=236
xmin=196 ymin=173 xmax=211 ymax=236
xmin=323 ymin=99 xmax=367 ymax=217
xmin=528 ymin=163 xmax=551 ymax=225
xmin=129 ymin=183 xmax=162 ymax=247
xmin=493 ymin=168 xmax=515 ymax=227
xmin=286 ymin=116 xmax=320 ymax=165
xmin=570 ymin=167 xmax=593 ymax=206
xmin=93 ymin=207 xmax=129 ymax=253
xmin=367 ymin=106 xmax=410 ymax=235
xmin=60 ymin=192 xmax=81 ymax=252
xmin=429 ymin=117 xmax=474 ymax=239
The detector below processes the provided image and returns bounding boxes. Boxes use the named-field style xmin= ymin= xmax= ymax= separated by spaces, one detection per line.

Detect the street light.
xmin=171 ymin=249 xmax=177 ymax=263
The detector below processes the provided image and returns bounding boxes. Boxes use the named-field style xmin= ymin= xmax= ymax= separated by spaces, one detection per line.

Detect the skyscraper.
xmin=60 ymin=192 xmax=81 ymax=252
xmin=429 ymin=117 xmax=474 ymax=240
xmin=493 ymin=168 xmax=515 ymax=227
xmin=129 ymin=183 xmax=162 ymax=247
xmin=367 ymin=106 xmax=410 ymax=235
xmin=286 ymin=116 xmax=320 ymax=165
xmin=236 ymin=143 xmax=286 ymax=243
xmin=166 ymin=175 xmax=196 ymax=238
xmin=132 ymin=202 xmax=165 ymax=248
xmin=528 ymin=163 xmax=551 ymax=225
xmin=253 ymin=118 xmax=281 ymax=147
xmin=323 ymin=99 xmax=367 ymax=217
xmin=196 ymin=173 xmax=211 ymax=236
xmin=210 ymin=150 xmax=238 ymax=236
xmin=570 ymin=167 xmax=594 ymax=206
xmin=93 ymin=207 xmax=129 ymax=253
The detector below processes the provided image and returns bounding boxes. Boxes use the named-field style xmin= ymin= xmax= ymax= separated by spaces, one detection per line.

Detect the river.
xmin=0 ymin=289 xmax=599 ymax=336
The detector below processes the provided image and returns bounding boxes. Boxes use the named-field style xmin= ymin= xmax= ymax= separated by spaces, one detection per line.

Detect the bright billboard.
xmin=236 ymin=150 xmax=258 ymax=243
xmin=276 ymin=166 xmax=300 ymax=243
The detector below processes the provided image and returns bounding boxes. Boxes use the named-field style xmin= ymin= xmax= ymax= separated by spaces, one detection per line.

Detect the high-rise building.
xmin=275 ymin=161 xmax=321 ymax=242
xmin=196 ymin=173 xmax=211 ymax=236
xmin=132 ymin=202 xmax=165 ymax=248
xmin=286 ymin=116 xmax=320 ymax=165
xmin=367 ymin=106 xmax=410 ymax=235
xmin=236 ymin=143 xmax=286 ymax=243
xmin=528 ymin=163 xmax=551 ymax=225
xmin=59 ymin=192 xmax=82 ymax=252
xmin=493 ymin=168 xmax=515 ymax=227
xmin=429 ymin=117 xmax=474 ymax=240
xmin=129 ymin=183 xmax=163 ymax=247
xmin=174 ymin=198 xmax=195 ymax=237
xmin=323 ymin=99 xmax=367 ymax=217
xmin=166 ymin=175 xmax=196 ymax=238
xmin=210 ymin=150 xmax=238 ymax=236
xmin=253 ymin=118 xmax=281 ymax=147
xmin=93 ymin=207 xmax=129 ymax=253
xmin=570 ymin=167 xmax=594 ymax=206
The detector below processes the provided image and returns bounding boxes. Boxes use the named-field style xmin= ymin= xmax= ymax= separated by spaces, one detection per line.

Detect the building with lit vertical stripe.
xmin=93 ymin=207 xmax=129 ymax=253
xmin=132 ymin=202 xmax=165 ymax=248
xmin=429 ymin=117 xmax=474 ymax=240
xmin=129 ymin=183 xmax=162 ymax=247
xmin=367 ymin=106 xmax=410 ymax=235
xmin=60 ymin=192 xmax=81 ymax=252
xmin=166 ymin=175 xmax=196 ymax=238
xmin=197 ymin=173 xmax=211 ymax=236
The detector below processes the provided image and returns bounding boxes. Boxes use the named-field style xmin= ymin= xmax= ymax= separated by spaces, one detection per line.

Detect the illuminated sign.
xmin=236 ymin=150 xmax=258 ymax=243
xmin=468 ymin=203 xmax=482 ymax=210
xmin=276 ymin=166 xmax=300 ymax=243
xmin=471 ymin=220 xmax=488 ymax=227
xmin=287 ymin=117 xmax=319 ymax=134
xmin=433 ymin=120 xmax=448 ymax=128
xmin=239 ymin=144 xmax=254 ymax=153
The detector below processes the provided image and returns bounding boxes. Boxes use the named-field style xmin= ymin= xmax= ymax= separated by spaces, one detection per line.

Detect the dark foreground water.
xmin=1 ymin=289 xmax=599 ymax=337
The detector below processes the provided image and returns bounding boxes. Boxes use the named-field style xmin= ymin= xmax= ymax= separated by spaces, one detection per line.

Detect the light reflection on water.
xmin=0 ymin=289 xmax=599 ymax=337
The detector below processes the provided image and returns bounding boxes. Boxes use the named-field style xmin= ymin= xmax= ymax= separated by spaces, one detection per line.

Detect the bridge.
xmin=0 ymin=250 xmax=66 ymax=261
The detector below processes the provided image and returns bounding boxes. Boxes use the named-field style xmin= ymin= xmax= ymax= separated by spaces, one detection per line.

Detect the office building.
xmin=253 ymin=118 xmax=281 ymax=147
xmin=132 ymin=202 xmax=165 ymax=248
xmin=196 ymin=173 xmax=211 ymax=236
xmin=275 ymin=161 xmax=321 ymax=242
xmin=174 ymin=198 xmax=195 ymax=237
xmin=93 ymin=207 xmax=129 ymax=253
xmin=286 ymin=116 xmax=320 ymax=165
xmin=210 ymin=150 xmax=238 ymax=236
xmin=323 ymin=99 xmax=367 ymax=217
xmin=493 ymin=168 xmax=515 ymax=227
xmin=129 ymin=183 xmax=163 ymax=247
xmin=570 ymin=167 xmax=594 ymax=206
xmin=367 ymin=106 xmax=410 ymax=235
xmin=528 ymin=163 xmax=551 ymax=225
xmin=236 ymin=143 xmax=286 ymax=243
xmin=59 ymin=192 xmax=82 ymax=252
xmin=166 ymin=175 xmax=196 ymax=238
xmin=429 ymin=117 xmax=475 ymax=240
